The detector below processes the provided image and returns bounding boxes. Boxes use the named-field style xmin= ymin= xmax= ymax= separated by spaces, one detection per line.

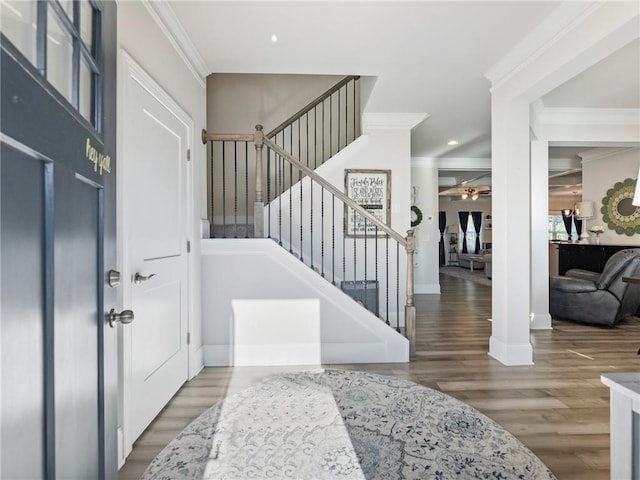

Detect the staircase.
xmin=202 ymin=76 xmax=416 ymax=362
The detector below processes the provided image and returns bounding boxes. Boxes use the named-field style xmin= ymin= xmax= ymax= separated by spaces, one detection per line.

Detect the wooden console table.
xmin=601 ymin=373 xmax=640 ymax=480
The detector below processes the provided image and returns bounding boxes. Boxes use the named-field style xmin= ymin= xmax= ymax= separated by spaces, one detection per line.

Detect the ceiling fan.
xmin=461 ymin=187 xmax=491 ymax=200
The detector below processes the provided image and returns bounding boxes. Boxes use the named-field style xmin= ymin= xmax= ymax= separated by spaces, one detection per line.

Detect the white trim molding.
xmin=484 ymin=2 xmax=597 ymax=87
xmin=537 ymin=107 xmax=640 ymax=126
xmin=362 ymin=112 xmax=429 ymax=132
xmin=141 ymin=0 xmax=208 ymax=88
xmin=578 ymin=146 xmax=639 ymax=163
xmin=489 ymin=336 xmax=534 ymax=366
xmin=487 ymin=2 xmax=640 ymax=101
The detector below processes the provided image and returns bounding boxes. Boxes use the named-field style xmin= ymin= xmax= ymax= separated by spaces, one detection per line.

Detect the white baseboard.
xmin=321 ymin=341 xmax=409 ymax=364
xmin=189 ymin=346 xmax=205 ymax=379
xmin=415 ymin=283 xmax=441 ymax=294
xmin=117 ymin=427 xmax=127 ymax=469
xmin=203 ymin=340 xmax=409 ymax=366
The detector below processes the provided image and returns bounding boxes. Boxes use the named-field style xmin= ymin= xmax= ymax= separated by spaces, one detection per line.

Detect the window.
xmin=459 ymin=215 xmax=483 ymax=253
xmin=549 ymin=214 xmax=576 ymax=241
xmin=0 ymin=1 xmax=38 ymax=65
xmin=0 ymin=0 xmax=102 ymax=130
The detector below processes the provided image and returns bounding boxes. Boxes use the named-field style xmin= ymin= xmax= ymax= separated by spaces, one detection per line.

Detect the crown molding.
xmin=362 ymin=112 xmax=429 ymax=132
xmin=578 ymin=146 xmax=639 ymax=163
xmin=141 ymin=0 xmax=208 ymax=89
xmin=538 ymin=107 xmax=640 ymax=126
xmin=484 ymin=2 xmax=598 ymax=87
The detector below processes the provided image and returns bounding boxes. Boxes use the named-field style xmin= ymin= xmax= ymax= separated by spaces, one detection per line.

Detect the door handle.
xmin=109 ymin=309 xmax=134 ymax=328
xmin=134 ymin=272 xmax=156 ymax=284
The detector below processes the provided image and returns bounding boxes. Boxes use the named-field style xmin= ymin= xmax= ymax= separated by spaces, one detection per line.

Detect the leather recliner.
xmin=549 ymin=248 xmax=640 ymax=326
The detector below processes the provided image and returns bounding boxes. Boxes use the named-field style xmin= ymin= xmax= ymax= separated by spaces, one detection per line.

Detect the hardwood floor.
xmin=119 ymin=273 xmax=640 ymax=479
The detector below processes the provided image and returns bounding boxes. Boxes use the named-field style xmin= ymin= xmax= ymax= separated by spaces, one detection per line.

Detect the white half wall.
xmin=201 ymin=239 xmax=409 ymax=365
xmin=232 ymin=299 xmax=321 ymax=366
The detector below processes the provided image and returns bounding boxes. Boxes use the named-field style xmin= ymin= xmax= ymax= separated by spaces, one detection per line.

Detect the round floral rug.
xmin=141 ymin=370 xmax=556 ymax=479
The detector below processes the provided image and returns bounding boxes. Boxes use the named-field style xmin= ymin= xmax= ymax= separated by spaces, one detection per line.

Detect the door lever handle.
xmin=134 ymin=272 xmax=156 ymax=284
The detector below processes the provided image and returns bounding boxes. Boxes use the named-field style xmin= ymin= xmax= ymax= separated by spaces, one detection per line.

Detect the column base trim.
xmin=488 ymin=336 xmax=533 ymax=365
xmin=530 ymin=312 xmax=552 ymax=330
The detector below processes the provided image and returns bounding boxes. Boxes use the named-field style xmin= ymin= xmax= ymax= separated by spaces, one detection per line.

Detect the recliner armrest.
xmin=565 ymin=269 xmax=600 ymax=283
xmin=549 ymin=276 xmax=598 ymax=294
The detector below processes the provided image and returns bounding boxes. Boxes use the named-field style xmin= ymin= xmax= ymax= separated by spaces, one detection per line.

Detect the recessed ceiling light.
xmin=271 ymin=34 xmax=278 ymax=43
xmin=447 ymin=140 xmax=459 ymax=146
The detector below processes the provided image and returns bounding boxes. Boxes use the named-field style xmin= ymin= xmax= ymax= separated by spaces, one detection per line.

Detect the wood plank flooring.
xmin=119 ymin=273 xmax=640 ymax=480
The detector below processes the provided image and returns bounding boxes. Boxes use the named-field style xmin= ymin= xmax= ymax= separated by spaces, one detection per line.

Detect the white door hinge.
xmin=187 ymin=332 xmax=191 ymax=345
xmin=187 ymin=149 xmax=191 ymax=161
xmin=187 ymin=240 xmax=191 ymax=253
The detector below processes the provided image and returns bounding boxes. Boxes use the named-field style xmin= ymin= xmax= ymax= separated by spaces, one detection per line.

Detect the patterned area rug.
xmin=439 ymin=266 xmax=492 ymax=287
xmin=142 ymin=370 xmax=555 ymax=479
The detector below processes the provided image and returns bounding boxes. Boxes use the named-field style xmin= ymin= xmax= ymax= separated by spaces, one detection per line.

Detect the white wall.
xmin=201 ymin=240 xmax=409 ymax=364
xmin=117 ymin=0 xmax=207 ymax=462
xmin=411 ymin=159 xmax=440 ymax=294
xmin=582 ymin=147 xmax=640 ymax=245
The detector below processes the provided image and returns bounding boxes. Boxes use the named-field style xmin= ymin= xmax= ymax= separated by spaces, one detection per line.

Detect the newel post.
xmin=405 ymin=229 xmax=416 ymax=360
xmin=253 ymin=125 xmax=265 ymax=238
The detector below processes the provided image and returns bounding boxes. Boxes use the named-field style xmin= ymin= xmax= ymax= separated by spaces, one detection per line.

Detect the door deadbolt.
xmin=108 ymin=270 xmax=121 ymax=288
xmin=109 ymin=309 xmax=134 ymax=328
xmin=134 ymin=272 xmax=156 ymax=284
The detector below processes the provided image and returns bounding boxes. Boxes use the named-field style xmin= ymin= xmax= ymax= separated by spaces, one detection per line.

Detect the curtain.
xmin=458 ymin=211 xmax=469 ymax=254
xmin=438 ymin=211 xmax=446 ymax=266
xmin=471 ymin=211 xmax=482 ymax=253
xmin=561 ymin=210 xmax=573 ymax=237
xmin=574 ymin=217 xmax=582 ymax=241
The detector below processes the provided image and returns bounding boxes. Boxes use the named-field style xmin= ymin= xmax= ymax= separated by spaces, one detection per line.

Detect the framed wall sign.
xmin=344 ymin=169 xmax=391 ymax=236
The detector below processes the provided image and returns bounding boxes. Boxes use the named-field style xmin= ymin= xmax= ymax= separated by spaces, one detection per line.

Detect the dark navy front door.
xmin=1 ymin=2 xmax=117 ymax=478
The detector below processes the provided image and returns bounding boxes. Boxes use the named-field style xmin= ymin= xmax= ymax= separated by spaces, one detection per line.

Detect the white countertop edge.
xmin=601 ymin=373 xmax=640 ymax=405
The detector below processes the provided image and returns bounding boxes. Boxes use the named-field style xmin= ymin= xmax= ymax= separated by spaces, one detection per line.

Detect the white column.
xmin=530 ymin=139 xmax=552 ymax=330
xmin=489 ymin=95 xmax=533 ymax=365
xmin=412 ymin=159 xmax=440 ymax=294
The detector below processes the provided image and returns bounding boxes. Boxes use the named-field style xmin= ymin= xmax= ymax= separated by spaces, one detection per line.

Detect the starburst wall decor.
xmin=601 ymin=177 xmax=640 ymax=236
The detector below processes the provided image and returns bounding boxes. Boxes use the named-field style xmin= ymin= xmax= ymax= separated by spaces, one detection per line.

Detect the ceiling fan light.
xmin=461 ymin=193 xmax=468 ymax=200
xmin=472 ymin=193 xmax=479 ymax=200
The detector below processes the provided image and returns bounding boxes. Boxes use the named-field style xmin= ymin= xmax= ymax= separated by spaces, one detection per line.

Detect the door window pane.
xmin=0 ymin=1 xmax=37 ymax=65
xmin=47 ymin=6 xmax=73 ymax=103
xmin=79 ymin=1 xmax=93 ymax=53
xmin=58 ymin=0 xmax=73 ymax=20
xmin=79 ymin=58 xmax=93 ymax=122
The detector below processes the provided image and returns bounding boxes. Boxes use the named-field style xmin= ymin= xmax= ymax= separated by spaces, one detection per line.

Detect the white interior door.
xmin=122 ymin=59 xmax=190 ymax=443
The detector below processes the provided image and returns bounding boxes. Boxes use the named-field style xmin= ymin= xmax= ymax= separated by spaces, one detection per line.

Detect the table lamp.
xmin=575 ymin=200 xmax=595 ymax=244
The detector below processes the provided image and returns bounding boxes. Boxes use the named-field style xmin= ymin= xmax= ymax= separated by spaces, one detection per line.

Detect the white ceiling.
xmin=168 ymin=0 xmax=639 ymax=188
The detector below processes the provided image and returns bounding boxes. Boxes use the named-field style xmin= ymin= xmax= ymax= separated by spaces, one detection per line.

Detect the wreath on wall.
xmin=411 ymin=205 xmax=423 ymax=227
xmin=601 ymin=177 xmax=640 ymax=236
